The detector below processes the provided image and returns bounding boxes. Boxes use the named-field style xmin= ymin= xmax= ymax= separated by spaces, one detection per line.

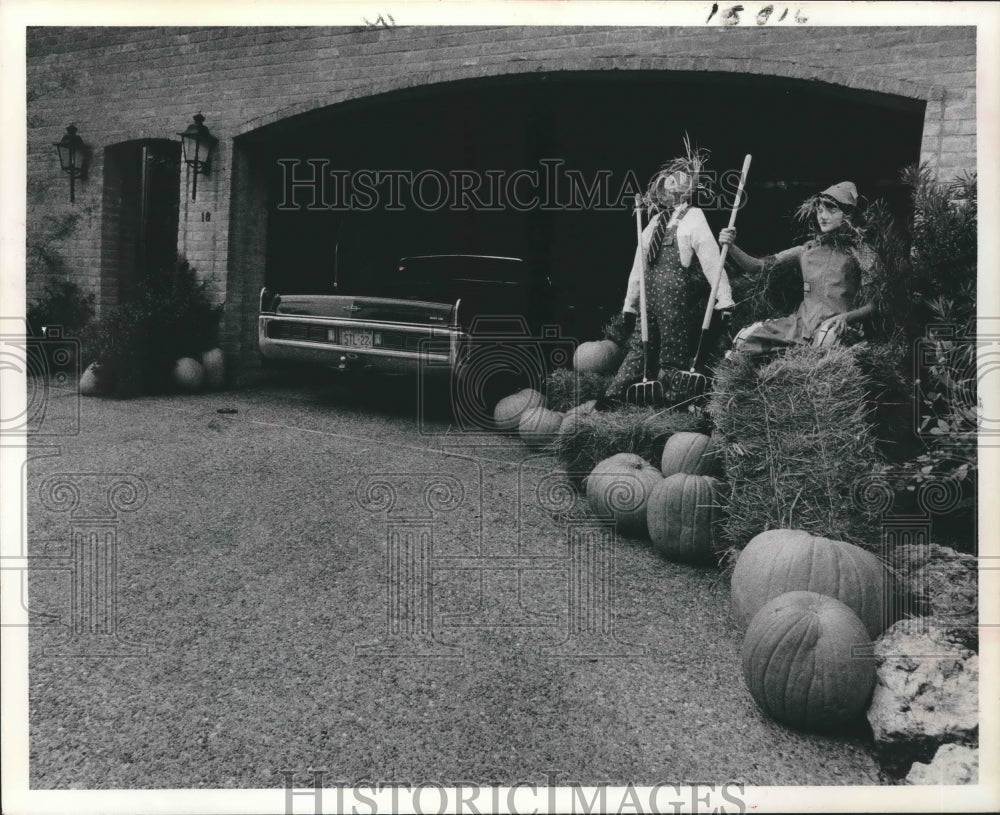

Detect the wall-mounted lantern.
xmin=53 ymin=124 xmax=87 ymax=203
xmin=177 ymin=113 xmax=217 ymax=201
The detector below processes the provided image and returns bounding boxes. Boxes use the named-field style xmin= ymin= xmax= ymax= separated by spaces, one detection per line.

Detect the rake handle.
xmin=634 ymin=193 xmax=652 ymax=379
xmin=699 ymin=154 xmax=752 ymax=332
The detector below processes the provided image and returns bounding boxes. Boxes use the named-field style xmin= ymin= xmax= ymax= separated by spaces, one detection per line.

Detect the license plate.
xmin=341 ymin=329 xmax=373 ymax=348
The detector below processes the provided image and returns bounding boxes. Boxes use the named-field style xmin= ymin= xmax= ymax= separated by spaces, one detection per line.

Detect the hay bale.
xmin=544 ymin=368 xmax=613 ymax=412
xmin=553 ymin=405 xmax=707 ymax=486
xmin=852 ymin=339 xmax=915 ymax=462
xmin=707 ymin=345 xmax=882 ymax=550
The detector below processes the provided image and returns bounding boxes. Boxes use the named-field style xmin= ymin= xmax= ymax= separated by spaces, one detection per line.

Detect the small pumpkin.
xmin=741 ymin=590 xmax=876 ymax=732
xmin=493 ymin=388 xmax=544 ymax=432
xmin=585 ymin=453 xmax=663 ymax=537
xmin=558 ymin=399 xmax=597 ymax=439
xmin=731 ymin=528 xmax=887 ymax=639
xmin=173 ymin=357 xmax=205 ymax=392
xmin=573 ymin=339 xmax=624 ymax=375
xmin=519 ymin=406 xmax=565 ymax=449
xmin=79 ymin=363 xmax=103 ymax=397
xmin=646 ymin=473 xmax=723 ymax=563
xmin=660 ymin=431 xmax=723 ymax=477
xmin=200 ymin=347 xmax=225 ymax=390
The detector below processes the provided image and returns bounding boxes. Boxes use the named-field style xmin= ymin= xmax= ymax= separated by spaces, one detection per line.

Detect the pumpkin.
xmin=660 ymin=431 xmax=723 ymax=477
xmin=573 ymin=339 xmax=624 ymax=375
xmin=731 ymin=528 xmax=887 ymax=639
xmin=558 ymin=399 xmax=597 ymax=439
xmin=173 ymin=357 xmax=205 ymax=392
xmin=741 ymin=590 xmax=876 ymax=732
xmin=519 ymin=406 xmax=565 ymax=449
xmin=79 ymin=363 xmax=103 ymax=397
xmin=493 ymin=388 xmax=544 ymax=432
xmin=585 ymin=453 xmax=662 ymax=537
xmin=646 ymin=473 xmax=723 ymax=563
xmin=200 ymin=347 xmax=225 ymax=390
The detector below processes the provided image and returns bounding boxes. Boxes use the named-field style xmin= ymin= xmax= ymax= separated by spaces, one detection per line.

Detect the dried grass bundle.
xmin=544 ymin=368 xmax=613 ymax=413
xmin=553 ymin=405 xmax=708 ymax=485
xmin=707 ymin=345 xmax=883 ymax=550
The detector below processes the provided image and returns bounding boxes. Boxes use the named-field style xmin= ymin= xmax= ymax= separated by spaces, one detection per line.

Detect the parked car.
xmin=259 ymin=254 xmax=572 ymax=425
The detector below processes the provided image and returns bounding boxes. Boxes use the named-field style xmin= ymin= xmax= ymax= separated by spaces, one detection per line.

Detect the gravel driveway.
xmin=26 ymin=374 xmax=884 ymax=789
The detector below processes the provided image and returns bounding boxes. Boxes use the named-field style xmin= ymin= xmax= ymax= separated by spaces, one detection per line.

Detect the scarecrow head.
xmin=644 ymin=136 xmax=710 ymax=213
xmin=796 ymin=181 xmax=861 ymax=235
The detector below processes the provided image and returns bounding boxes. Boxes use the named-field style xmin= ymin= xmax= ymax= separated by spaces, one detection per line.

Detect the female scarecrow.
xmin=719 ymin=181 xmax=876 ymax=356
xmin=601 ymin=143 xmax=735 ymax=405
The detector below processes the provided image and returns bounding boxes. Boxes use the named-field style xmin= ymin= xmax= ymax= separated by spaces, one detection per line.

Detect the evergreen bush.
xmin=82 ymin=255 xmax=222 ymax=398
xmin=26 ymin=279 xmax=95 ymax=337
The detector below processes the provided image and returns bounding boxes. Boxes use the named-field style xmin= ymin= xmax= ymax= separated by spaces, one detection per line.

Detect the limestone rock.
xmin=866 ymin=617 xmax=978 ymax=776
xmin=889 ymin=543 xmax=977 ymax=651
xmin=905 ymin=743 xmax=978 ymax=785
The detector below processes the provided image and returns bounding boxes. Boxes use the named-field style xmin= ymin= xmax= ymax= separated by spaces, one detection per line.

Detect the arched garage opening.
xmin=231 ymin=69 xmax=925 ymax=368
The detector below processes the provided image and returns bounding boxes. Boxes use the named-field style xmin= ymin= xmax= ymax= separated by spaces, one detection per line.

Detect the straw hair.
xmin=641 ymin=133 xmax=711 ymax=214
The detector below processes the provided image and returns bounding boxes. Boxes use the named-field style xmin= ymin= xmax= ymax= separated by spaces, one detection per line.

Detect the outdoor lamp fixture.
xmin=53 ymin=124 xmax=87 ymax=203
xmin=178 ymin=112 xmax=217 ymax=201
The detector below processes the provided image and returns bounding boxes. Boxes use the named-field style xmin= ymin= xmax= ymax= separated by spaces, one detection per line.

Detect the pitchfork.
xmin=668 ymin=153 xmax=752 ymax=402
xmin=625 ymin=194 xmax=665 ymax=407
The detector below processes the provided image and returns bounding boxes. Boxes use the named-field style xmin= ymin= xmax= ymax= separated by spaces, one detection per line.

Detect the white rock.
xmin=905 ymin=743 xmax=978 ymax=785
xmin=867 ymin=617 xmax=978 ymax=774
xmin=890 ymin=543 xmax=977 ymax=650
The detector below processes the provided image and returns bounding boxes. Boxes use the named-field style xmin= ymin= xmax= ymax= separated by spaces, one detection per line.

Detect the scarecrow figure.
xmin=600 ymin=142 xmax=735 ymax=406
xmin=719 ymin=181 xmax=876 ymax=356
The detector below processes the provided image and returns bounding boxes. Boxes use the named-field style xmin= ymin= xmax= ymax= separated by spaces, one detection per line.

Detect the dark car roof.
xmin=397 ymin=254 xmax=528 ymax=277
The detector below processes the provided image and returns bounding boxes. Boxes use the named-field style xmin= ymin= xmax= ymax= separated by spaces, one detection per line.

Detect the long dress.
xmin=733 ymin=239 xmax=863 ymax=355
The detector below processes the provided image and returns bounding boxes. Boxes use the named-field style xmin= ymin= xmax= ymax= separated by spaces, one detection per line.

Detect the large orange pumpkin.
xmin=731 ymin=529 xmax=887 ymax=639
xmin=493 ymin=388 xmax=544 ymax=432
xmin=519 ymin=406 xmax=565 ymax=449
xmin=585 ymin=453 xmax=662 ymax=537
xmin=741 ymin=590 xmax=876 ymax=732
xmin=660 ymin=432 xmax=723 ymax=477
xmin=646 ymin=473 xmax=723 ymax=563
xmin=573 ymin=339 xmax=624 ymax=375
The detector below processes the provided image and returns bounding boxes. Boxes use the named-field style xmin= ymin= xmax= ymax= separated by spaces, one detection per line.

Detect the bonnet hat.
xmin=818 ymin=181 xmax=859 ymax=208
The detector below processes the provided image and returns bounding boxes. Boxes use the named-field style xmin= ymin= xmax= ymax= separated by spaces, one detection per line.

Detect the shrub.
xmin=26 ymin=279 xmax=95 ymax=337
xmin=862 ymin=166 xmax=978 ymax=552
xmin=81 ymin=255 xmax=222 ymax=397
xmin=25 ymin=279 xmax=95 ymax=379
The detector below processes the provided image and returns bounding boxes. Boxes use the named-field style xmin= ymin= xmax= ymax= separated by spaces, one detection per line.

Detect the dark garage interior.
xmin=259 ymin=71 xmax=926 ymax=341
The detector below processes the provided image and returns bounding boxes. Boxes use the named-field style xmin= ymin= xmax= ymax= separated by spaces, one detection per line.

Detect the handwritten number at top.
xmin=706 ymin=4 xmax=809 ymax=25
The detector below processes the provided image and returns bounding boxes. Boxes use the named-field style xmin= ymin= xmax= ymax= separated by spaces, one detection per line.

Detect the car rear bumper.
xmin=259 ymin=314 xmax=463 ymax=374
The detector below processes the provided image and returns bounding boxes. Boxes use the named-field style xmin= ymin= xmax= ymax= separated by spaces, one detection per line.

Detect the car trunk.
xmin=274 ymin=294 xmax=454 ymax=326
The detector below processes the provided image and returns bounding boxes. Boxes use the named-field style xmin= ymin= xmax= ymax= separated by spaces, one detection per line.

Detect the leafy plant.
xmin=862 ymin=166 xmax=978 ymax=552
xmin=26 ymin=279 xmax=95 ymax=337
xmin=82 ymin=255 xmax=223 ymax=397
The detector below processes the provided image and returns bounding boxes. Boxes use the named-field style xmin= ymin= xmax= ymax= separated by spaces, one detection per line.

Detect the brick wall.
xmin=25 ymin=25 xmax=976 ymax=371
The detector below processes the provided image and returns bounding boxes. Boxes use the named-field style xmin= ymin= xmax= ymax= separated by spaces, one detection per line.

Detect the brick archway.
xmin=237 ymin=56 xmax=937 ymax=139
